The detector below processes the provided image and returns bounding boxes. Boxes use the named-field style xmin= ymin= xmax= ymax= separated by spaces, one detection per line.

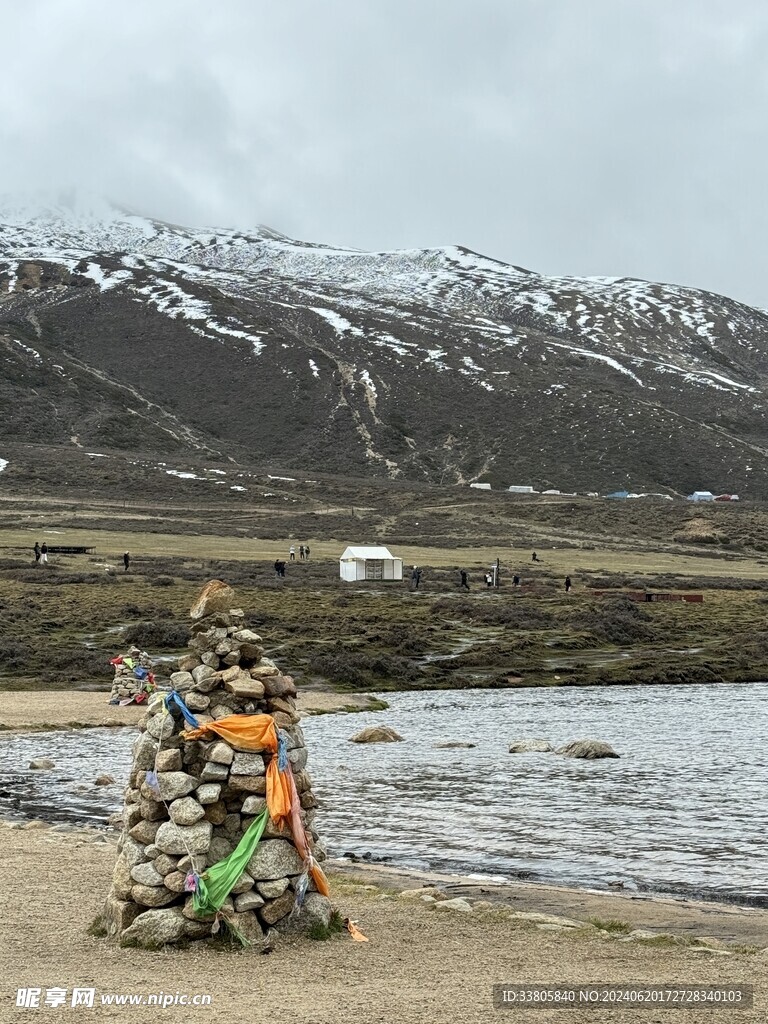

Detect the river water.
xmin=1 ymin=683 xmax=765 ymax=905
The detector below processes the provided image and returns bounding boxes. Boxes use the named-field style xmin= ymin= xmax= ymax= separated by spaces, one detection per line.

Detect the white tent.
xmin=339 ymin=546 xmax=403 ymax=582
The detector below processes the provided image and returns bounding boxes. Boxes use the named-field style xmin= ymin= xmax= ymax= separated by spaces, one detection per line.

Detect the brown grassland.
xmin=1 ymin=475 xmax=768 ymax=697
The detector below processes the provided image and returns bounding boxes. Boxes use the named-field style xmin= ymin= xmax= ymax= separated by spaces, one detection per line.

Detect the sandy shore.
xmin=0 ymin=689 xmax=377 ymax=732
xmin=0 ymin=821 xmax=764 ymax=1024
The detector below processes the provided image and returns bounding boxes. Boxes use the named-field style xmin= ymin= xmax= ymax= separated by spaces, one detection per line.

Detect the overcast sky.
xmin=2 ymin=0 xmax=767 ymax=306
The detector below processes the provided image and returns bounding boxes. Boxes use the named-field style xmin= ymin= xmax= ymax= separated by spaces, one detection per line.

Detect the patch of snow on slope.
xmin=309 ymin=359 xmax=320 ymax=378
xmin=207 ymin=321 xmax=264 ymax=354
xmin=133 ymin=276 xmax=263 ymax=352
xmin=165 ymin=470 xmax=201 ymax=480
xmin=360 ymin=369 xmax=377 ymax=398
xmin=0 ymin=458 xmax=8 ymax=473
xmin=697 ymin=370 xmax=754 ymax=391
xmin=12 ymin=339 xmax=42 ymax=361
xmin=650 ymin=362 xmax=754 ymax=393
xmin=424 ymin=348 xmax=449 ymax=371
xmin=310 ymin=306 xmax=364 ymax=336
xmin=541 ymin=337 xmax=644 ymax=386
xmin=371 ymin=334 xmax=412 ymax=356
xmin=135 ymin=279 xmax=209 ymax=322
xmin=0 ymin=260 xmax=18 ymax=291
xmin=84 ymin=262 xmax=133 ymax=291
xmin=443 ymin=246 xmax=527 ymax=278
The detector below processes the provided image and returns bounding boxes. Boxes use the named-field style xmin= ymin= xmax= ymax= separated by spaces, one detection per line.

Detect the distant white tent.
xmin=339 ymin=546 xmax=403 ymax=582
xmin=688 ymin=491 xmax=715 ymax=502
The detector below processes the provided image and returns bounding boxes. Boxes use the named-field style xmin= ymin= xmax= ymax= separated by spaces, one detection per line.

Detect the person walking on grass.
xmin=459 ymin=569 xmax=470 ymax=591
xmin=33 ymin=542 xmax=41 ymax=563
xmin=40 ymin=542 xmax=48 ymax=564
xmin=123 ymin=552 xmax=130 ymax=572
xmin=565 ymin=575 xmax=572 ymax=594
xmin=411 ymin=565 xmax=422 ymax=590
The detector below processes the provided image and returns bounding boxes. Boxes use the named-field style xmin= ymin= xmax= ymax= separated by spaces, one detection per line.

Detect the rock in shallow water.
xmin=508 ymin=738 xmax=554 ymax=753
xmin=555 ymin=739 xmax=620 ymax=759
xmin=349 ymin=726 xmax=404 ymax=744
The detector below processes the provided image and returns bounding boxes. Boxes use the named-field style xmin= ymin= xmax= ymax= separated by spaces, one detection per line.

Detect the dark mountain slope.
xmin=1 ymin=203 xmax=767 ymax=495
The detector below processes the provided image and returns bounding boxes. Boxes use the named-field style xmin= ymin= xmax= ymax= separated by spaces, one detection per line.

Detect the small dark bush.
xmin=0 ymin=640 xmax=33 ymax=669
xmin=308 ymin=649 xmax=420 ymax=689
xmin=122 ymin=621 xmax=189 ymax=648
xmin=430 ymin=596 xmax=555 ymax=629
xmin=572 ymin=597 xmax=654 ymax=645
xmin=149 ymin=576 xmax=175 ymax=587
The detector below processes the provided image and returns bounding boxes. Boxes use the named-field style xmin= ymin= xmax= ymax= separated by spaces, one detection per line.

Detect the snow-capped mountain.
xmin=1 ymin=199 xmax=767 ymax=494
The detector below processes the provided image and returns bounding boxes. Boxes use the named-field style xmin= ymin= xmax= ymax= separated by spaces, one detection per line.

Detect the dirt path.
xmin=0 ymin=822 xmax=763 ymax=1024
xmin=0 ymin=690 xmax=377 ymax=732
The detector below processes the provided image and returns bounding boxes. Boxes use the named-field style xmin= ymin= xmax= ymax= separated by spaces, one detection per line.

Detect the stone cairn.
xmin=100 ymin=581 xmax=331 ymax=948
xmin=108 ymin=646 xmax=157 ymax=705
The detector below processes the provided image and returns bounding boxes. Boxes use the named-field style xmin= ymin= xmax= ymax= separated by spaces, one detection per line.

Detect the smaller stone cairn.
xmin=108 ymin=646 xmax=157 ymax=705
xmin=100 ymin=581 xmax=331 ymax=948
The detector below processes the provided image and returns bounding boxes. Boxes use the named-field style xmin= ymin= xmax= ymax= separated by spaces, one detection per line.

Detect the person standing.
xmin=565 ymin=575 xmax=572 ymax=594
xmin=123 ymin=552 xmax=130 ymax=572
xmin=289 ymin=545 xmax=296 ymax=561
xmin=459 ymin=569 xmax=469 ymax=590
xmin=299 ymin=545 xmax=305 ymax=560
xmin=305 ymin=544 xmax=311 ymax=560
xmin=33 ymin=542 xmax=41 ymax=563
xmin=411 ymin=565 xmax=422 ymax=590
xmin=40 ymin=542 xmax=48 ymax=564
xmin=531 ymin=551 xmax=538 ymax=562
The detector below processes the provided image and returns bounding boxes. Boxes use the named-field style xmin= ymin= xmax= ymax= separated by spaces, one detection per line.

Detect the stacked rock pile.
xmin=100 ymin=581 xmax=330 ymax=948
xmin=108 ymin=646 xmax=157 ymax=705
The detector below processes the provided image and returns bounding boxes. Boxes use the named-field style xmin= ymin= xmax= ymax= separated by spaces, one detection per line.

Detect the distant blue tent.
xmin=605 ymin=490 xmax=629 ymax=499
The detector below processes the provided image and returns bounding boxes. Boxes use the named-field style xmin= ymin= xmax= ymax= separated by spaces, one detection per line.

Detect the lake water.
xmin=1 ymin=682 xmax=765 ymax=905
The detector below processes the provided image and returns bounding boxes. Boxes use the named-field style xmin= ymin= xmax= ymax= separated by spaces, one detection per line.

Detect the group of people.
xmin=33 ymin=542 xmax=48 ymax=564
xmin=288 ymin=544 xmax=311 ymax=561
xmin=279 ymin=544 xmax=312 ymax=576
xmin=455 ymin=564 xmax=573 ymax=593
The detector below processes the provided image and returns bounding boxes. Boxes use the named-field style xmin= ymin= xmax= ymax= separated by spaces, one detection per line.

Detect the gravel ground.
xmin=0 ymin=821 xmax=764 ymax=1024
